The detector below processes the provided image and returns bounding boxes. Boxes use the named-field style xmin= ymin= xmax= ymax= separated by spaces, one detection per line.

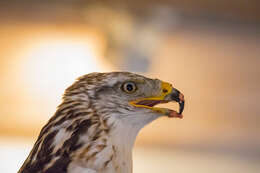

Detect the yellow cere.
xmin=161 ymin=82 xmax=173 ymax=98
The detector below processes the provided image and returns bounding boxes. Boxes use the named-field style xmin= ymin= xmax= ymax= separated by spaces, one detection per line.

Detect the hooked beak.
xmin=166 ymin=87 xmax=185 ymax=115
xmin=130 ymin=82 xmax=185 ymax=118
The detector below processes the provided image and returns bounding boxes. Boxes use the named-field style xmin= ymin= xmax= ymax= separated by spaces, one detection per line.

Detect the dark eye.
xmin=122 ymin=82 xmax=137 ymax=93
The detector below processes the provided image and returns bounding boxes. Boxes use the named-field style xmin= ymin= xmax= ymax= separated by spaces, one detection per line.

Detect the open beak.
xmin=130 ymin=82 xmax=185 ymax=118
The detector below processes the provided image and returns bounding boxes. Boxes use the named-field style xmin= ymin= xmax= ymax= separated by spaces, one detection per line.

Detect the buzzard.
xmin=18 ymin=72 xmax=185 ymax=173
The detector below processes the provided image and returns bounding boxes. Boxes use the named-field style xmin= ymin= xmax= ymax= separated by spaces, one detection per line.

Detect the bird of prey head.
xmin=19 ymin=72 xmax=185 ymax=173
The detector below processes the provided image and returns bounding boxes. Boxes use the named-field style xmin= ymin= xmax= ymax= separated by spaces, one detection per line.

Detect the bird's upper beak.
xmin=130 ymin=82 xmax=185 ymax=118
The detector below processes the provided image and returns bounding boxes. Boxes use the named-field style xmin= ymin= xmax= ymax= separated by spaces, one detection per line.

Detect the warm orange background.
xmin=0 ymin=1 xmax=259 ymax=173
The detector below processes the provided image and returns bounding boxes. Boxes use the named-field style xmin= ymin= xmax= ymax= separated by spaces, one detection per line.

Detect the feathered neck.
xmin=106 ymin=112 xmax=159 ymax=173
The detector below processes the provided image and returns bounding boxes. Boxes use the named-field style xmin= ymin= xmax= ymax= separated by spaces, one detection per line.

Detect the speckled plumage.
xmin=18 ymin=72 xmax=184 ymax=173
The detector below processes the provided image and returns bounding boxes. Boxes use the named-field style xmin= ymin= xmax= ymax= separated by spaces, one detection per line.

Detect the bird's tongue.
xmin=168 ymin=110 xmax=183 ymax=119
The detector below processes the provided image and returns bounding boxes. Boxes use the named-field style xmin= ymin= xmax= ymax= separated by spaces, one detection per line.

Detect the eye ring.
xmin=122 ymin=82 xmax=137 ymax=93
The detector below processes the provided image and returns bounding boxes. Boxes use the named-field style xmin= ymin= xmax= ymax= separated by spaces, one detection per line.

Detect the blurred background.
xmin=0 ymin=0 xmax=259 ymax=172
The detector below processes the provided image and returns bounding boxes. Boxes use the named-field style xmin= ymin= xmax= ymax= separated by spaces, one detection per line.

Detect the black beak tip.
xmin=179 ymin=100 xmax=185 ymax=114
xmin=170 ymin=89 xmax=185 ymax=114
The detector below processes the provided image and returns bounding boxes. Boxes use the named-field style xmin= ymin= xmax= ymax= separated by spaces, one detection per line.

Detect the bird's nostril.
xmin=163 ymin=89 xmax=168 ymax=93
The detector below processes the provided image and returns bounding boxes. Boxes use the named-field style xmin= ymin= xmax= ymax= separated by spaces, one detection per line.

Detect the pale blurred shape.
xmin=0 ymin=138 xmax=31 ymax=173
xmin=0 ymin=35 xmax=112 ymax=135
xmin=22 ymin=39 xmax=107 ymax=105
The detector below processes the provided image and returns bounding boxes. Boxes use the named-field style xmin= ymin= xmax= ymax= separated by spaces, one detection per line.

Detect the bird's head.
xmin=18 ymin=72 xmax=185 ymax=173
xmin=64 ymin=72 xmax=184 ymax=127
